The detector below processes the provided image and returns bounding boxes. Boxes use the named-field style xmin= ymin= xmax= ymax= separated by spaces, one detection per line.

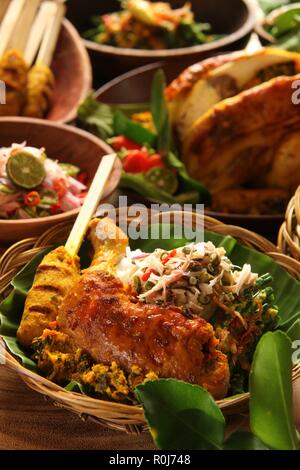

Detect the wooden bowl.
xmin=67 ymin=0 xmax=255 ymax=82
xmin=43 ymin=18 xmax=92 ymax=123
xmin=94 ymin=61 xmax=283 ymax=241
xmin=0 ymin=18 xmax=92 ymax=123
xmin=0 ymin=117 xmax=122 ymax=244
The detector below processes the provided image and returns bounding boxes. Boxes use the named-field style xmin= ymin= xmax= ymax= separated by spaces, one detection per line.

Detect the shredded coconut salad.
xmin=0 ymin=143 xmax=87 ymax=219
xmin=116 ymin=242 xmax=258 ymax=320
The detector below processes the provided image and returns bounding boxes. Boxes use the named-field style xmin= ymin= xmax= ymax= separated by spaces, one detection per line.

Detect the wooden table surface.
xmin=0 ymin=365 xmax=155 ymax=450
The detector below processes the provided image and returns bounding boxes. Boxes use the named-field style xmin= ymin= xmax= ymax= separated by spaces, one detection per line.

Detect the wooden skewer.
xmin=65 ymin=154 xmax=117 ymax=258
xmin=0 ymin=0 xmax=11 ymax=24
xmin=36 ymin=0 xmax=66 ymax=67
xmin=0 ymin=0 xmax=26 ymax=56
xmin=8 ymin=0 xmax=41 ymax=53
xmin=23 ymin=1 xmax=56 ymax=66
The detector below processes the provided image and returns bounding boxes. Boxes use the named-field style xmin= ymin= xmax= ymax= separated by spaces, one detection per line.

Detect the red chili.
xmin=24 ymin=191 xmax=41 ymax=207
xmin=112 ymin=135 xmax=142 ymax=151
xmin=162 ymin=249 xmax=177 ymax=265
xmin=141 ymin=268 xmax=156 ymax=282
xmin=50 ymin=203 xmax=61 ymax=215
xmin=53 ymin=178 xmax=66 ymax=199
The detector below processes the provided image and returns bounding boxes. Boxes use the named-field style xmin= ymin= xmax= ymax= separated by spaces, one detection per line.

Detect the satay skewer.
xmin=0 ymin=0 xmax=11 ymax=24
xmin=23 ymin=1 xmax=58 ymax=66
xmin=23 ymin=1 xmax=66 ymax=118
xmin=65 ymin=154 xmax=118 ymax=258
xmin=8 ymin=0 xmax=41 ymax=53
xmin=36 ymin=0 xmax=66 ymax=67
xmin=0 ymin=0 xmax=26 ymax=56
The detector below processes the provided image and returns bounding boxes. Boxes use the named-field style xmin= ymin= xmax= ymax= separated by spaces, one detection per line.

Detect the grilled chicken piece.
xmin=17 ymin=246 xmax=80 ymax=347
xmin=58 ymin=218 xmax=230 ymax=399
xmin=23 ymin=64 xmax=55 ymax=118
xmin=167 ymin=48 xmax=300 ymax=141
xmin=264 ymin=131 xmax=300 ymax=192
xmin=183 ymin=75 xmax=300 ymax=191
xmin=0 ymin=49 xmax=28 ymax=116
xmin=211 ymin=188 xmax=290 ymax=215
xmin=88 ymin=218 xmax=129 ymax=274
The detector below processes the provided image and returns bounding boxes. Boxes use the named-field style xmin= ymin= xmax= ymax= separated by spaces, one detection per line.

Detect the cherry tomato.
xmin=123 ymin=149 xmax=164 ymax=173
xmin=146 ymin=153 xmax=165 ymax=170
xmin=112 ymin=135 xmax=142 ymax=151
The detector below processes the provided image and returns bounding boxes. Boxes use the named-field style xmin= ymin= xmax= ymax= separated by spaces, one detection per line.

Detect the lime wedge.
xmin=6 ymin=151 xmax=46 ymax=189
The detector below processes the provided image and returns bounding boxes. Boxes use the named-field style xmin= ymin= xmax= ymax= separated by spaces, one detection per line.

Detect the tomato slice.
xmin=112 ymin=135 xmax=142 ymax=151
xmin=123 ymin=150 xmax=164 ymax=174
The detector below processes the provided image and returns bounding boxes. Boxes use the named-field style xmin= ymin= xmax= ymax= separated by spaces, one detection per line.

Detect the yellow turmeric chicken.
xmin=0 ymin=49 xmax=28 ymax=116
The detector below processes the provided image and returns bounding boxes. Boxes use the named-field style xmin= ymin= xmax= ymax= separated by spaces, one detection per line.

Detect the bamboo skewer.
xmin=65 ymin=154 xmax=117 ymax=258
xmin=36 ymin=1 xmax=66 ymax=67
xmin=0 ymin=0 xmax=11 ymax=24
xmin=8 ymin=0 xmax=41 ymax=53
xmin=0 ymin=0 xmax=26 ymax=56
xmin=23 ymin=1 xmax=57 ymax=66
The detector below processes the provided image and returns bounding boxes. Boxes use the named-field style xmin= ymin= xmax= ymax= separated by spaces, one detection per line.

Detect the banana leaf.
xmin=0 ymin=225 xmax=300 ymax=393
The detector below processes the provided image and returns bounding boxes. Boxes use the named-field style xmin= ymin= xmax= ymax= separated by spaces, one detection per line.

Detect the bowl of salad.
xmin=0 ymin=117 xmax=121 ymax=243
xmin=67 ymin=0 xmax=255 ymax=81
xmin=256 ymin=2 xmax=300 ymax=51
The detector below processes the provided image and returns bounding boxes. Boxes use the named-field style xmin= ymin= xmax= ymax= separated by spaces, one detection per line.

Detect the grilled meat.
xmin=17 ymin=246 xmax=80 ymax=347
xmin=57 ymin=219 xmax=230 ymax=399
xmin=23 ymin=64 xmax=55 ymax=118
xmin=0 ymin=49 xmax=28 ymax=116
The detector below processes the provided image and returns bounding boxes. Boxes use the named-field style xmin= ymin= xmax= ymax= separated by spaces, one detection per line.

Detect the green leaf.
xmin=269 ymin=7 xmax=300 ymax=37
xmin=166 ymin=152 xmax=211 ymax=204
xmin=250 ymin=331 xmax=299 ymax=450
xmin=278 ymin=310 xmax=300 ymax=332
xmin=287 ymin=319 xmax=300 ymax=342
xmin=120 ymin=172 xmax=177 ymax=203
xmin=258 ymin=0 xmax=293 ymax=14
xmin=113 ymin=110 xmax=156 ymax=146
xmin=0 ymin=290 xmax=37 ymax=371
xmin=150 ymin=69 xmax=167 ymax=135
xmin=12 ymin=247 xmax=53 ymax=294
xmin=150 ymin=69 xmax=171 ymax=156
xmin=76 ymin=95 xmax=114 ymax=139
xmin=272 ymin=26 xmax=300 ymax=51
xmin=224 ymin=432 xmax=269 ymax=450
xmin=135 ymin=379 xmax=225 ymax=450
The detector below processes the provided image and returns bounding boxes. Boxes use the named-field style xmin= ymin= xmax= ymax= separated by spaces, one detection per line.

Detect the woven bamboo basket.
xmin=278 ymin=186 xmax=300 ymax=261
xmin=1 ymin=211 xmax=300 ymax=435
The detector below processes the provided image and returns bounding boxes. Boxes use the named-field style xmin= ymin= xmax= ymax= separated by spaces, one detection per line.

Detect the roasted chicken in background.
xmin=167 ymin=48 xmax=300 ymax=214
